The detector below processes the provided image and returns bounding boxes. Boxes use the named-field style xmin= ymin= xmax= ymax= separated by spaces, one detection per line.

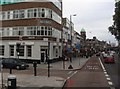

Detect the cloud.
xmin=63 ymin=0 xmax=118 ymax=45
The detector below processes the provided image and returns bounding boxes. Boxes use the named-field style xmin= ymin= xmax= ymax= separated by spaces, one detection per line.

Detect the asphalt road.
xmin=2 ymin=55 xmax=119 ymax=89
xmin=63 ymin=56 xmax=111 ymax=89
xmin=102 ymin=54 xmax=120 ymax=89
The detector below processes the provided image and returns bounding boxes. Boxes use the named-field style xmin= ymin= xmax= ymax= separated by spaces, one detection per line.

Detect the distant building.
xmin=0 ymin=0 xmax=62 ymax=63
xmin=80 ymin=28 xmax=86 ymax=41
xmin=85 ymin=37 xmax=111 ymax=52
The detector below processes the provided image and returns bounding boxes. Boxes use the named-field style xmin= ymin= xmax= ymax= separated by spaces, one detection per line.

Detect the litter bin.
xmin=7 ymin=75 xmax=16 ymax=89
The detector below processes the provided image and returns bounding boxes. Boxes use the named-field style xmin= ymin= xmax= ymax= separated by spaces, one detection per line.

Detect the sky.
xmin=63 ymin=0 xmax=118 ymax=45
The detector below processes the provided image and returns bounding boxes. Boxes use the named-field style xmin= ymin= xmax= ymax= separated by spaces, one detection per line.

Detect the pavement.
xmin=34 ymin=57 xmax=89 ymax=70
xmin=0 ymin=57 xmax=89 ymax=89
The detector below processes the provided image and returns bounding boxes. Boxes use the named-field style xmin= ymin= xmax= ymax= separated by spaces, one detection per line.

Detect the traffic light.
xmin=16 ymin=43 xmax=21 ymax=52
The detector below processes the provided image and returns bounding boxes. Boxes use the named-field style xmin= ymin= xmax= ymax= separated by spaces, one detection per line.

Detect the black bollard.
xmin=10 ymin=65 xmax=12 ymax=74
xmin=33 ymin=62 xmax=37 ymax=76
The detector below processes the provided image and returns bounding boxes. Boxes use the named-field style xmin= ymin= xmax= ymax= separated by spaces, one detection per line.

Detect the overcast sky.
xmin=63 ymin=0 xmax=118 ymax=45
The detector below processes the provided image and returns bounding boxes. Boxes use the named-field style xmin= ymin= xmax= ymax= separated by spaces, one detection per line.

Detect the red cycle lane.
xmin=63 ymin=56 xmax=111 ymax=89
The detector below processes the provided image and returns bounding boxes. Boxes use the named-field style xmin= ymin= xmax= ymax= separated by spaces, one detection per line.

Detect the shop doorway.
xmin=41 ymin=51 xmax=45 ymax=62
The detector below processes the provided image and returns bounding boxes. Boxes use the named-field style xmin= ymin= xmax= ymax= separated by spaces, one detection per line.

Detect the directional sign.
xmin=75 ymin=43 xmax=81 ymax=51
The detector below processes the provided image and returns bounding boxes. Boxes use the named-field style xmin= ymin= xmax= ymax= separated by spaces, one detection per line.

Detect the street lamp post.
xmin=68 ymin=14 xmax=76 ymax=69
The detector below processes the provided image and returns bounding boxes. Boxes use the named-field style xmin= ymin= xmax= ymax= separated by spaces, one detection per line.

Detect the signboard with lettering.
xmin=40 ymin=20 xmax=51 ymax=24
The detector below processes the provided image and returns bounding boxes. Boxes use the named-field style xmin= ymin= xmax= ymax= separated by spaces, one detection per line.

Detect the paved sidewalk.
xmin=31 ymin=57 xmax=89 ymax=70
xmin=1 ymin=57 xmax=89 ymax=89
xmin=2 ymin=73 xmax=65 ymax=88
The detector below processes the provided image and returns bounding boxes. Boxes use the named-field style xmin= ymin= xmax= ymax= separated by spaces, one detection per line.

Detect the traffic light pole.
xmin=48 ymin=42 xmax=50 ymax=77
xmin=17 ymin=52 xmax=19 ymax=60
xmin=16 ymin=43 xmax=20 ymax=60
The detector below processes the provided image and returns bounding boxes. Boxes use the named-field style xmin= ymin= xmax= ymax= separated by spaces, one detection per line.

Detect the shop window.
xmin=19 ymin=46 xmax=24 ymax=56
xmin=0 ymin=45 xmax=4 ymax=56
xmin=10 ymin=45 xmax=14 ymax=56
xmin=27 ymin=46 xmax=32 ymax=57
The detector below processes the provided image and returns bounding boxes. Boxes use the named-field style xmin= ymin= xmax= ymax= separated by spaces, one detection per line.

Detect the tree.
xmin=109 ymin=1 xmax=120 ymax=41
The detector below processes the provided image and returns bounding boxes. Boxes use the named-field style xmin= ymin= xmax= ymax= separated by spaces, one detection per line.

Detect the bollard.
xmin=7 ymin=75 xmax=16 ymax=89
xmin=33 ymin=62 xmax=37 ymax=76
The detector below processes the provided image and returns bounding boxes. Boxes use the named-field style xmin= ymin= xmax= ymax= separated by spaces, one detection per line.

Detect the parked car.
xmin=109 ymin=51 xmax=115 ymax=56
xmin=2 ymin=58 xmax=29 ymax=70
xmin=104 ymin=55 xmax=115 ymax=63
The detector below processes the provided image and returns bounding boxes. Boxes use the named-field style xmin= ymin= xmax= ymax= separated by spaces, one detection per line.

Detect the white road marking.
xmin=67 ymin=77 xmax=70 ymax=80
xmin=95 ymin=68 xmax=98 ymax=69
xmin=105 ymin=74 xmax=109 ymax=77
xmin=107 ymin=78 xmax=111 ymax=81
xmin=104 ymin=72 xmax=107 ymax=74
xmin=67 ymin=71 xmax=77 ymax=80
xmin=68 ymin=71 xmax=72 ymax=74
xmin=103 ymin=69 xmax=106 ymax=72
xmin=99 ymin=58 xmax=115 ymax=89
xmin=108 ymin=81 xmax=113 ymax=85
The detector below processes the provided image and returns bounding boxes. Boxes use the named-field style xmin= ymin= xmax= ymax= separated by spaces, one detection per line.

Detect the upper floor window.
xmin=7 ymin=11 xmax=11 ymax=19
xmin=19 ymin=27 xmax=24 ymax=35
xmin=13 ymin=27 xmax=18 ymax=36
xmin=41 ymin=9 xmax=45 ymax=17
xmin=41 ymin=26 xmax=44 ymax=35
xmin=34 ymin=9 xmax=37 ymax=17
xmin=1 ymin=8 xmax=61 ymax=24
xmin=27 ymin=9 xmax=34 ymax=18
xmin=1 ymin=26 xmax=60 ymax=38
xmin=19 ymin=10 xmax=25 ymax=19
xmin=6 ymin=28 xmax=10 ymax=36
xmin=38 ymin=8 xmax=45 ymax=18
xmin=13 ymin=10 xmax=19 ymax=19
xmin=2 ymin=12 xmax=6 ymax=20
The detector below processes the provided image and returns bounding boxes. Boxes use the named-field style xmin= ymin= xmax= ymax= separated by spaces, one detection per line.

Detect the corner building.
xmin=0 ymin=0 xmax=62 ymax=63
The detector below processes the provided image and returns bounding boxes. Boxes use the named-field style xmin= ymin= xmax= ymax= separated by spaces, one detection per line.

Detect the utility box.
xmin=7 ymin=75 xmax=16 ymax=89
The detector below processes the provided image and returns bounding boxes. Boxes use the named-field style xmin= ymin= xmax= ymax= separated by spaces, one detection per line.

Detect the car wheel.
xmin=16 ymin=66 xmax=20 ymax=70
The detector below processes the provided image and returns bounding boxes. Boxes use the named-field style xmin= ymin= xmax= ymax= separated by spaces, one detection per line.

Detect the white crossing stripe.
xmin=105 ymin=74 xmax=109 ymax=77
xmin=68 ymin=71 xmax=73 ymax=74
xmin=108 ymin=81 xmax=113 ymax=85
xmin=107 ymin=78 xmax=111 ymax=81
xmin=104 ymin=72 xmax=107 ymax=74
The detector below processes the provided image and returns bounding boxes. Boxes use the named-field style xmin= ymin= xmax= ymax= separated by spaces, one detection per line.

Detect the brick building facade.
xmin=0 ymin=0 xmax=62 ymax=63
